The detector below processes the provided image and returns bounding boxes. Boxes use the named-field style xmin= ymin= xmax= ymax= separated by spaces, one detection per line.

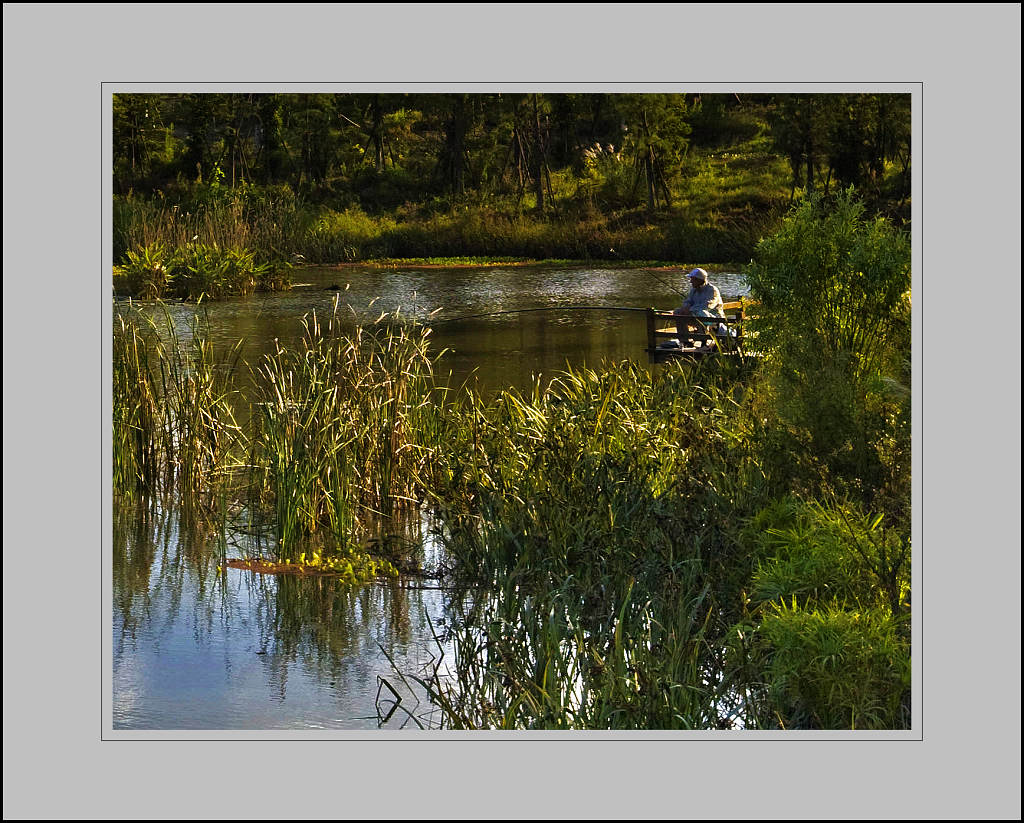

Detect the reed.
xmin=409 ymin=360 xmax=749 ymax=728
xmin=419 ymin=567 xmax=718 ymax=729
xmin=113 ymin=304 xmax=246 ymax=507
xmin=114 ymin=187 xmax=307 ymax=263
xmin=154 ymin=307 xmax=246 ymax=501
xmin=113 ymin=312 xmax=163 ymax=496
xmin=249 ymin=300 xmax=443 ymax=557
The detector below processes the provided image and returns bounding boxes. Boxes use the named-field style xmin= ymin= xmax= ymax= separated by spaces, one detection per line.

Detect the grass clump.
xmin=410 ymin=360 xmax=746 ymax=729
xmin=249 ymin=303 xmax=442 ymax=552
xmin=112 ymin=306 xmax=245 ymax=502
xmin=720 ymin=495 xmax=910 ymax=730
xmin=741 ymin=602 xmax=910 ymax=730
xmin=113 ymin=313 xmax=163 ymax=495
xmin=114 ymin=298 xmax=443 ymax=581
xmin=114 ymin=241 xmax=292 ymax=300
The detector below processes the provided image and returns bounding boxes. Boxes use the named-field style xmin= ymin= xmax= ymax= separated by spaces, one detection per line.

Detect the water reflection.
xmin=113 ymin=501 xmax=450 ymax=729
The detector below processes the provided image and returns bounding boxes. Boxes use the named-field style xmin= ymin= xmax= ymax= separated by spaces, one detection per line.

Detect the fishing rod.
xmin=428 ymin=305 xmax=653 ymax=325
xmin=427 ymin=268 xmax=690 ymax=325
xmin=646 ymin=268 xmax=689 ymax=299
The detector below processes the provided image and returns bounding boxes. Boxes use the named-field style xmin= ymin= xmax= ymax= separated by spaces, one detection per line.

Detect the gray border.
xmin=99 ymin=81 xmax=922 ymax=746
xmin=98 ymin=81 xmax=920 ymax=744
xmin=4 ymin=3 xmax=1021 ymax=820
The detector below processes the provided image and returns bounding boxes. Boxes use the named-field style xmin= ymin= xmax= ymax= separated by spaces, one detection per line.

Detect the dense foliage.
xmin=113 ymin=93 xmax=911 ymax=273
xmin=113 ymin=116 xmax=913 ymax=727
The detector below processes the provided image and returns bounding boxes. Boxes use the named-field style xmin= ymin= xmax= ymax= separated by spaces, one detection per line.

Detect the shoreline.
xmin=301 ymin=259 xmax=750 ymax=273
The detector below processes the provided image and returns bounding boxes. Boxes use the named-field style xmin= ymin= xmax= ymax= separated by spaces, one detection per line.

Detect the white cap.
xmin=688 ymin=268 xmax=708 ymax=284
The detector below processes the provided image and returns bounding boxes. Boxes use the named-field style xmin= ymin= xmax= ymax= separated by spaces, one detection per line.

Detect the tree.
xmin=746 ymin=189 xmax=911 ymax=508
xmin=431 ymin=93 xmax=476 ymax=196
xmin=253 ymin=93 xmax=288 ymax=184
xmin=770 ymin=94 xmax=911 ymax=203
xmin=769 ymin=94 xmax=831 ymax=199
xmin=113 ymin=94 xmax=173 ymax=191
xmin=618 ymin=94 xmax=692 ymax=213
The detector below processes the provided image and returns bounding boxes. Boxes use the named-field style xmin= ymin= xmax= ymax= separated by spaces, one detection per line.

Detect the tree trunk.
xmin=532 ymin=95 xmax=544 ymax=212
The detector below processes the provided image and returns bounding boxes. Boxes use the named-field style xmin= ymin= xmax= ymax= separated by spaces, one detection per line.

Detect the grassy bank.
xmin=113 ymin=118 xmax=798 ymax=279
xmin=114 ymin=197 xmax=783 ymax=275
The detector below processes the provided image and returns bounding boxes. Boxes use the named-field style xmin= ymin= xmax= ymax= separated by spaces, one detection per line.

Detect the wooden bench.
xmin=645 ymin=298 xmax=752 ymax=362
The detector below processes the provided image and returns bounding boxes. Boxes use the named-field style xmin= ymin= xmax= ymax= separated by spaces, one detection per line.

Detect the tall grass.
xmin=113 ymin=313 xmax=163 ymax=496
xmin=114 ymin=186 xmax=307 ymax=263
xmin=113 ymin=300 xmax=440 ymax=579
xmin=407 ymin=360 xmax=753 ymax=728
xmin=112 ymin=306 xmax=245 ymax=504
xmin=249 ymin=301 xmax=443 ymax=553
xmin=155 ymin=309 xmax=245 ymax=500
xmin=115 ymin=175 xmax=789 ymax=267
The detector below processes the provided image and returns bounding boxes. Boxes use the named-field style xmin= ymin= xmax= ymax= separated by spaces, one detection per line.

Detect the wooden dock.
xmin=645 ymin=298 xmax=752 ymax=363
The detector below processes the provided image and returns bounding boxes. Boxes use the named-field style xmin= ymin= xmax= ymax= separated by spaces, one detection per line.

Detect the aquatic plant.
xmin=249 ymin=300 xmax=443 ymax=555
xmin=113 ymin=312 xmax=163 ymax=496
xmin=114 ymin=239 xmax=292 ymax=300
xmin=155 ymin=307 xmax=245 ymax=500
xmin=114 ymin=242 xmax=172 ymax=299
xmin=113 ymin=304 xmax=246 ymax=505
xmin=408 ymin=360 xmax=750 ymax=728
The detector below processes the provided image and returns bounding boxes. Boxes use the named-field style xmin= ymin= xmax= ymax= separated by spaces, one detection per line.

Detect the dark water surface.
xmin=112 ymin=264 xmax=747 ymax=730
xmin=132 ymin=263 xmax=749 ymax=395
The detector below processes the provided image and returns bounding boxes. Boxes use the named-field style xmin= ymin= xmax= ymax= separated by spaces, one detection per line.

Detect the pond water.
xmin=128 ymin=263 xmax=749 ymax=395
xmin=112 ymin=264 xmax=748 ymax=730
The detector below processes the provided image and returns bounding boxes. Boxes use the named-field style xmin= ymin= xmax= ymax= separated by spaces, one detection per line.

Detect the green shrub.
xmin=756 ymin=601 xmax=910 ymax=729
xmin=741 ymin=497 xmax=910 ymax=616
xmin=746 ymin=188 xmax=911 ymax=381
xmin=115 ymin=242 xmax=172 ymax=298
xmin=113 ymin=242 xmax=291 ymax=299
xmin=743 ymin=190 xmax=911 ymax=508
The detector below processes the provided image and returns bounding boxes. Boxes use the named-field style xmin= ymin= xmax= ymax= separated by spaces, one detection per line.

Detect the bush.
xmin=755 ymin=602 xmax=910 ymax=729
xmin=113 ymin=242 xmax=291 ymax=299
xmin=746 ymin=188 xmax=911 ymax=380
xmin=114 ymin=242 xmax=171 ymax=298
xmin=740 ymin=496 xmax=910 ymax=617
xmin=744 ymin=189 xmax=911 ymax=508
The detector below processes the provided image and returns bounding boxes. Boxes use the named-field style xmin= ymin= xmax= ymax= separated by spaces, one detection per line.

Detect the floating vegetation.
xmin=225 ymin=549 xmax=398 ymax=583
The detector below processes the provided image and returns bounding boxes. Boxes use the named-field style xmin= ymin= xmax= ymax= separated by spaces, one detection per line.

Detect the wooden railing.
xmin=646 ymin=298 xmax=753 ymax=359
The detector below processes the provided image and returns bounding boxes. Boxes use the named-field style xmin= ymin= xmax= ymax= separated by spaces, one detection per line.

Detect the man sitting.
xmin=673 ymin=268 xmax=725 ymax=348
